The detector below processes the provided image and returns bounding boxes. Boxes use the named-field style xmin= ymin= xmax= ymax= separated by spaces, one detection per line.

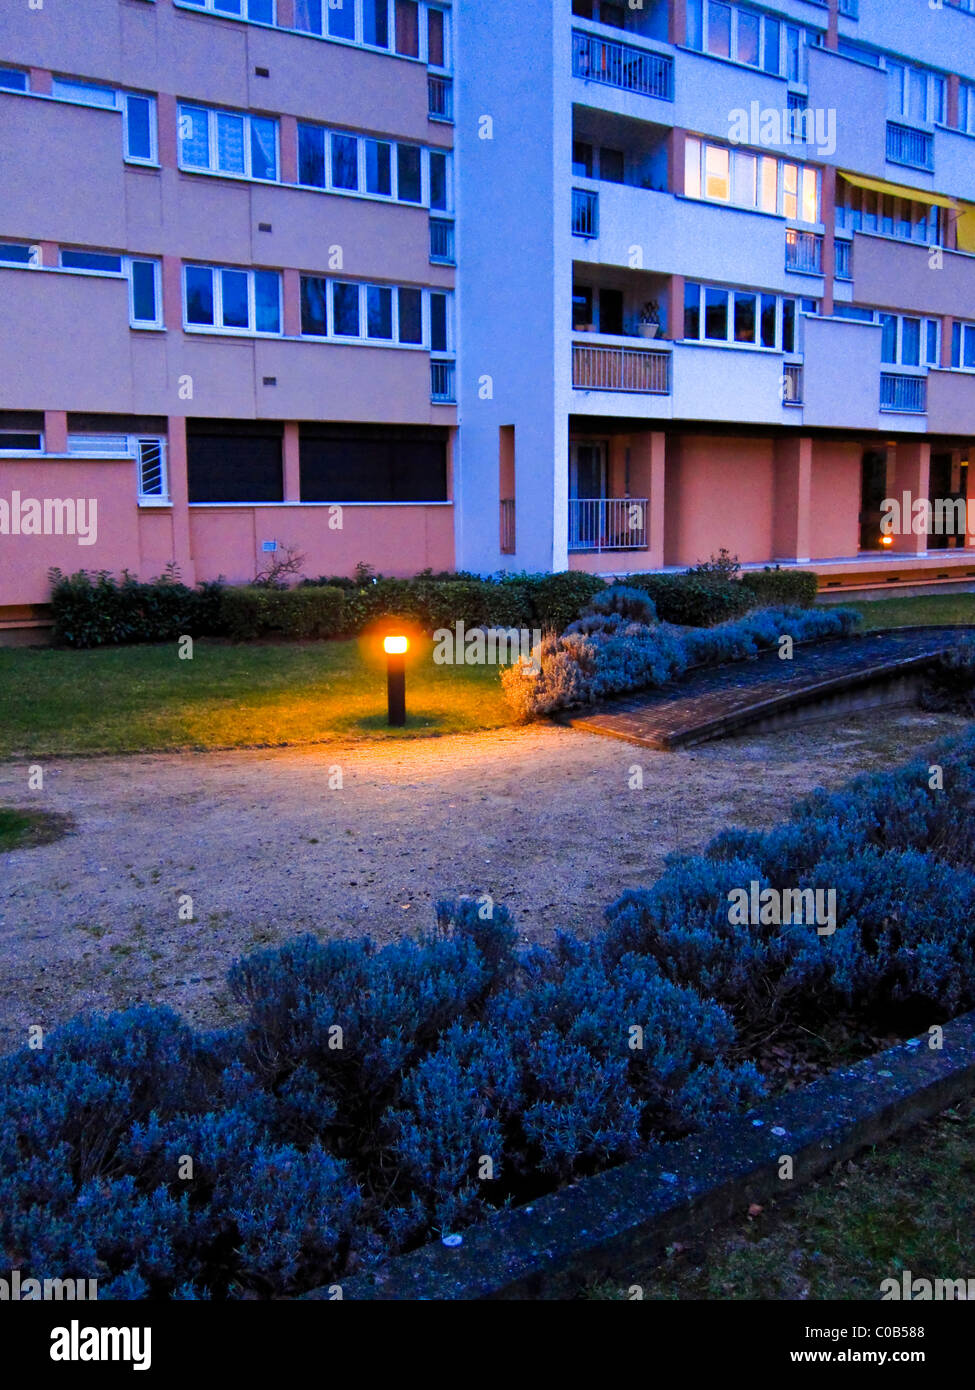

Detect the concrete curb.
xmin=307 ymin=1011 xmax=975 ymax=1300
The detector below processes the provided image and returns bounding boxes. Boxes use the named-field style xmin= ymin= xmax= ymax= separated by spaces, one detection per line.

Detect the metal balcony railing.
xmin=430 ymin=218 xmax=455 ymax=263
xmin=783 ymin=365 xmax=803 ymax=405
xmin=428 ymin=75 xmax=453 ymax=120
xmin=571 ymin=30 xmax=674 ymax=101
xmin=572 ymin=342 xmax=671 ymax=393
xmin=568 ymin=498 xmax=649 ymax=553
xmin=431 ymin=360 xmax=456 ymax=402
xmin=571 ymin=188 xmax=599 ymax=237
xmin=886 ymin=121 xmax=934 ymax=171
xmin=786 ymin=228 xmax=824 ymax=274
xmin=834 ymin=239 xmax=852 ymax=280
xmin=880 ymin=373 xmax=927 ymax=413
xmin=500 ymin=498 xmax=516 ymax=555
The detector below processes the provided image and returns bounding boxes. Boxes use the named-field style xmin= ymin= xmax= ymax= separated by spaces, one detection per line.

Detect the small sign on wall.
xmin=261 ymin=541 xmax=277 ymax=553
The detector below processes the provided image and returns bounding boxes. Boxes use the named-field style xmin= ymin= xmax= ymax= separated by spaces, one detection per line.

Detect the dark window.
xmin=600 ymin=2 xmax=626 ymax=28
xmin=334 ymin=282 xmax=360 ymax=336
xmin=298 ymin=125 xmax=326 ymax=187
xmin=328 ymin=0 xmax=355 ymax=38
xmin=187 ymin=425 xmax=283 ymax=503
xmin=331 ymin=134 xmax=358 ymax=190
xmin=300 ymin=276 xmax=328 ymax=336
xmin=395 ymin=0 xmax=420 ymax=57
xmin=397 ymin=144 xmax=422 ymax=202
xmin=427 ymin=7 xmax=445 ymax=65
xmin=366 ymin=140 xmax=392 ymax=196
xmin=683 ymin=282 xmax=700 ymax=338
xmin=299 ymin=427 xmax=448 ymax=502
xmin=363 ymin=0 xmax=389 ymax=47
xmin=398 ymin=287 xmax=423 ymax=343
xmin=599 ymin=288 xmax=624 ymax=336
xmin=573 ymin=141 xmax=593 ymax=178
xmin=430 ymin=292 xmax=448 ymax=350
xmin=429 ymin=151 xmax=448 ymax=209
xmin=573 ymin=285 xmax=593 ymax=330
xmin=704 ymin=286 xmax=728 ymax=340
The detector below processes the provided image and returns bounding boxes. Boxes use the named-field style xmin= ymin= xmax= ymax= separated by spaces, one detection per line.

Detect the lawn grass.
xmin=0 ymin=639 xmax=513 ymax=756
xmin=585 ymin=1098 xmax=975 ymax=1300
xmin=844 ymin=592 xmax=975 ymax=630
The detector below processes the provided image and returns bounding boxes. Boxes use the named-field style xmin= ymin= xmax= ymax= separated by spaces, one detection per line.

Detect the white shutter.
xmin=136 ymin=438 xmax=167 ymax=500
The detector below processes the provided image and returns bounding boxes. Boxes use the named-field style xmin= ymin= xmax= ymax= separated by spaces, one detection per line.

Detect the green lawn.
xmin=585 ymin=1099 xmax=975 ymax=1301
xmin=0 ymin=806 xmax=72 ymax=850
xmin=0 ymin=639 xmax=513 ymax=756
xmin=845 ymin=592 xmax=975 ymax=630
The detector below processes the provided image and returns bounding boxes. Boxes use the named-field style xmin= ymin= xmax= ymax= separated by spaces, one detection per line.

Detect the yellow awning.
xmin=838 ymin=170 xmax=956 ymax=210
xmin=956 ymin=206 xmax=975 ymax=253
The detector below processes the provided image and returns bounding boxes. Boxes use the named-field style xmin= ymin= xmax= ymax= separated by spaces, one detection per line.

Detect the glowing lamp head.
xmin=384 ymin=635 xmax=409 ymax=656
xmin=880 ymin=535 xmax=894 ymax=547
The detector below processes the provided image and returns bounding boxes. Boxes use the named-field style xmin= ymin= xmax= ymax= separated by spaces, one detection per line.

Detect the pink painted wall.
xmin=809 ymin=440 xmax=862 ymax=560
xmin=664 ymin=435 xmax=775 ymax=566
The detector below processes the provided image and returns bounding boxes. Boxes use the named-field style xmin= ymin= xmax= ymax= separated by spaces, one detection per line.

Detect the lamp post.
xmin=383 ymin=635 xmax=408 ymax=726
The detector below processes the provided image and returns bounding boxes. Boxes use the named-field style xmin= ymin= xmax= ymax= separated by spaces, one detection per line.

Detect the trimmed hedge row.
xmin=220 ymin=586 xmax=346 ymax=641
xmin=2 ymin=726 xmax=974 ymax=1298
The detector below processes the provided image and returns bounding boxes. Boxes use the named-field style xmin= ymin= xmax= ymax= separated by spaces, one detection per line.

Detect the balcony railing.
xmin=786 ymin=228 xmax=824 ymax=274
xmin=568 ymin=498 xmax=649 ymax=553
xmin=880 ymin=372 xmax=927 ymax=413
xmin=783 ymin=364 xmax=804 ymax=405
xmin=572 ymin=342 xmax=671 ymax=393
xmin=834 ymin=238 xmax=852 ymax=280
xmin=428 ymin=75 xmax=453 ymax=121
xmin=886 ymin=121 xmax=934 ymax=171
xmin=500 ymin=498 xmax=516 ymax=555
xmin=571 ymin=30 xmax=674 ymax=101
xmin=571 ymin=188 xmax=599 ymax=237
xmin=431 ymin=360 xmax=456 ymax=402
xmin=430 ymin=218 xmax=455 ymax=263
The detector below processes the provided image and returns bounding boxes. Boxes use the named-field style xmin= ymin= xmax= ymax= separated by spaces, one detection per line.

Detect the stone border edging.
xmin=306 ymin=1011 xmax=975 ymax=1300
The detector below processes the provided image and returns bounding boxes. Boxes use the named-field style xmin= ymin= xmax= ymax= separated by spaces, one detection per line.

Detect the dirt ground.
xmin=0 ymin=708 xmax=965 ymax=1053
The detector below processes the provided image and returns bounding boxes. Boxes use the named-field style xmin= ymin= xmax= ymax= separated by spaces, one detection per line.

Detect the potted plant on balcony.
xmin=638 ymin=300 xmax=661 ymax=339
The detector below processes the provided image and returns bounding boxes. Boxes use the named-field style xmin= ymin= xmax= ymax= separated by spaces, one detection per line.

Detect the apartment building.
xmin=0 ymin=0 xmax=456 ymax=635
xmin=2 ymin=0 xmax=975 ymax=638
xmin=455 ymin=0 xmax=975 ymax=591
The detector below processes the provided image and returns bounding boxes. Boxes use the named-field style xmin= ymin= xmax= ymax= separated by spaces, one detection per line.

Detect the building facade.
xmin=2 ymin=0 xmax=975 ymax=638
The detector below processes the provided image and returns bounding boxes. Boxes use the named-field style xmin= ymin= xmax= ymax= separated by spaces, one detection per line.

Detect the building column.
xmin=282 ymin=421 xmax=301 ymax=502
xmin=279 ymin=114 xmax=298 ymax=184
xmin=666 ymin=275 xmax=684 ymax=341
xmin=941 ymin=315 xmax=954 ymax=368
xmin=39 ymin=241 xmax=58 ymax=268
xmin=948 ymin=74 xmax=961 ymax=132
xmin=28 ymin=68 xmax=52 ymax=94
xmin=667 ymin=128 xmax=686 ymax=195
xmin=821 ymin=166 xmax=837 ymax=318
xmin=826 ymin=0 xmax=839 ymax=49
xmin=156 ymin=94 xmax=179 ymax=169
xmin=166 ymin=416 xmax=196 ymax=584
xmin=772 ymin=436 xmax=813 ymax=563
xmin=282 ymin=268 xmax=302 ymax=338
xmin=44 ymin=411 xmax=68 ymax=454
xmin=648 ymin=431 xmax=667 ymax=569
xmin=668 ymin=0 xmax=686 ymax=46
xmin=888 ymin=441 xmax=931 ymax=556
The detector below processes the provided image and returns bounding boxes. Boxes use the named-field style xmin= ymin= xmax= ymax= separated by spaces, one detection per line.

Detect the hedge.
xmin=501 ymin=604 xmax=862 ymax=720
xmin=49 ymin=569 xmax=224 ymax=648
xmin=219 ymin=586 xmax=346 ymax=641
xmin=2 ymin=726 xmax=974 ymax=1297
xmin=740 ymin=566 xmax=819 ymax=608
xmin=626 ymin=571 xmax=756 ymax=627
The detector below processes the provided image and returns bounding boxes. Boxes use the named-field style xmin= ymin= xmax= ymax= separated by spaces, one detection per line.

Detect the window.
xmin=427 ymin=7 xmax=447 ymax=67
xmin=299 ymin=425 xmax=448 ymax=504
xmin=0 ymin=429 xmax=43 ymax=454
xmin=686 ymin=1 xmax=810 ymax=78
xmin=51 ymin=77 xmax=117 ymax=108
xmin=183 ymin=265 xmax=282 ymax=334
xmin=0 ymin=242 xmax=39 ymax=267
xmin=958 ymin=84 xmax=975 ymax=137
xmin=296 ymin=124 xmax=444 ymax=203
xmin=178 ymin=104 xmax=278 ymax=181
xmin=573 ymin=285 xmax=594 ymax=331
xmin=187 ymin=424 xmax=284 ymax=504
xmin=129 ymin=259 xmax=162 ymax=327
xmin=869 ymin=310 xmax=940 ymax=366
xmin=952 ymin=321 xmax=975 ymax=370
xmin=0 ymin=68 xmax=29 ymax=92
xmin=887 ymin=59 xmax=946 ymax=127
xmin=395 ymin=0 xmax=420 ymax=56
xmin=299 ymin=277 xmax=448 ymax=348
xmin=65 ymin=434 xmax=169 ymax=501
xmin=61 ymin=249 xmax=123 ymax=272
xmin=182 ymin=0 xmax=275 ymax=16
xmin=363 ymin=0 xmax=389 ymax=48
xmin=683 ymin=282 xmax=818 ymax=352
xmin=685 ymin=136 xmax=820 ymax=224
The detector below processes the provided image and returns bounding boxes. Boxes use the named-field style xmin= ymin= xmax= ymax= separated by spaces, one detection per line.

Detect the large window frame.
xmin=684 ymin=136 xmax=821 ymax=226
xmin=298 ymin=276 xmax=452 ymax=352
xmin=178 ymin=103 xmax=279 ymax=182
xmin=178 ymin=0 xmax=276 ymax=22
xmin=290 ymin=0 xmax=452 ymax=67
xmin=683 ymin=281 xmax=818 ymax=354
xmin=183 ymin=264 xmax=283 ymax=337
xmin=835 ymin=181 xmax=945 ymax=247
xmin=50 ymin=78 xmax=158 ymax=164
xmin=686 ymin=1 xmax=818 ymax=83
xmin=57 ymin=249 xmax=163 ymax=329
xmin=67 ymin=434 xmax=170 ymax=505
xmin=296 ymin=123 xmax=448 ymax=208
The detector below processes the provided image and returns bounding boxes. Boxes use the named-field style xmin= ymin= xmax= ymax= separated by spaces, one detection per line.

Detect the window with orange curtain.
xmin=395 ymin=0 xmax=420 ymax=57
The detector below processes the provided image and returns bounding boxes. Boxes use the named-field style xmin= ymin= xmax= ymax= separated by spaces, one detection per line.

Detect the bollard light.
xmin=383 ymin=635 xmax=408 ymax=726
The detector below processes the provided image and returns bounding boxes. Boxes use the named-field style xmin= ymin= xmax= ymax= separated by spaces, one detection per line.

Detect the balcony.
xmin=850 ymin=233 xmax=974 ymax=318
xmin=429 ymin=218 xmax=455 ymax=264
xmin=428 ymin=75 xmax=453 ymax=122
xmin=571 ymin=188 xmax=599 ymax=238
xmin=886 ymin=122 xmax=934 ymax=172
xmin=568 ymin=498 xmax=648 ymax=553
xmin=785 ymin=229 xmax=824 ymax=275
xmin=572 ymin=341 xmax=670 ymax=394
xmin=880 ymin=372 xmax=927 ymax=413
xmin=571 ymin=29 xmax=674 ymax=102
xmin=431 ymin=359 xmax=456 ymax=402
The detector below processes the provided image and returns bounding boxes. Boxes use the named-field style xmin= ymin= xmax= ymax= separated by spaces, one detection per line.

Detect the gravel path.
xmin=0 ymin=708 xmax=965 ymax=1052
